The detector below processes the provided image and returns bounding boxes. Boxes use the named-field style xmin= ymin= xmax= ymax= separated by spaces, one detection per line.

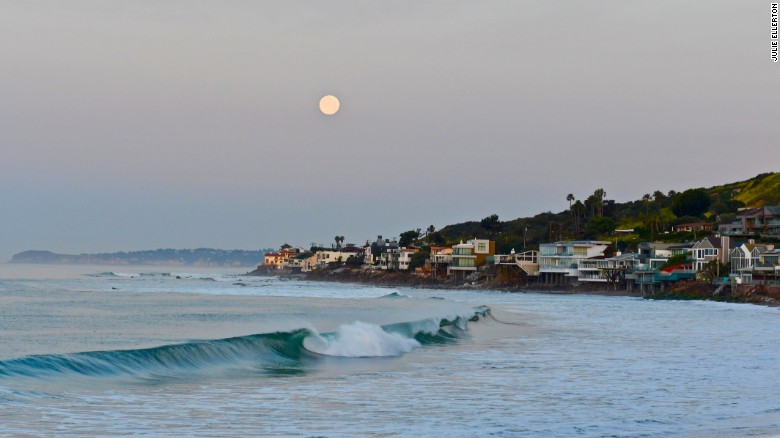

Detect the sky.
xmin=0 ymin=1 xmax=777 ymax=260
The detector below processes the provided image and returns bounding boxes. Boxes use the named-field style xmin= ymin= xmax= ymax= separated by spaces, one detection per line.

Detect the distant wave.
xmin=86 ymin=271 xmax=232 ymax=281
xmin=0 ymin=307 xmax=491 ymax=379
xmin=379 ymin=292 xmax=409 ymax=299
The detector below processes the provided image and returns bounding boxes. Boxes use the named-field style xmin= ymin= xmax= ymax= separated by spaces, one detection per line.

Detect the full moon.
xmin=319 ymin=95 xmax=340 ymax=115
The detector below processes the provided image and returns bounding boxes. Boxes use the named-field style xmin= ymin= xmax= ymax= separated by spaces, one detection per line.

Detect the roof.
xmin=545 ymin=240 xmax=610 ymax=246
xmin=674 ymin=222 xmax=712 ymax=227
xmin=738 ymin=206 xmax=780 ymax=218
xmin=693 ymin=237 xmax=737 ymax=250
xmin=767 ymin=206 xmax=780 ymax=215
xmin=668 ymin=243 xmax=694 ymax=249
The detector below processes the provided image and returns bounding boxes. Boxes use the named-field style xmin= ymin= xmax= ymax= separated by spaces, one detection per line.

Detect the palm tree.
xmin=642 ymin=193 xmax=652 ymax=214
xmin=567 ymin=194 xmax=575 ymax=235
xmin=426 ymin=225 xmax=436 ymax=243
xmin=593 ymin=188 xmax=606 ymax=217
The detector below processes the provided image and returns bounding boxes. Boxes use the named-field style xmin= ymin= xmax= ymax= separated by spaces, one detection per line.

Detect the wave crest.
xmin=303 ymin=321 xmax=422 ymax=357
xmin=0 ymin=307 xmax=491 ymax=379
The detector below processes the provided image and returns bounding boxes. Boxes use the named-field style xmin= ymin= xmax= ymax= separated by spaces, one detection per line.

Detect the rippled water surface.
xmin=1 ymin=264 xmax=779 ymax=437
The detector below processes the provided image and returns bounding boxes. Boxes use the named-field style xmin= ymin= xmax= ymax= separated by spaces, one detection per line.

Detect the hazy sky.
xmin=1 ymin=1 xmax=777 ymax=260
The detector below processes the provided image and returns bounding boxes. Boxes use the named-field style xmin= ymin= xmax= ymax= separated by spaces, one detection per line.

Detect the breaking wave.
xmin=0 ymin=307 xmax=491 ymax=379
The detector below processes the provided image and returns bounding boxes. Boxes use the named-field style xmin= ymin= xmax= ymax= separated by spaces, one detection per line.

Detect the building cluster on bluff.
xmin=260 ymin=206 xmax=780 ymax=288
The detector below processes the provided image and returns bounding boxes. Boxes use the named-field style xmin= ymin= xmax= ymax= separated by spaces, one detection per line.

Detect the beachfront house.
xmin=447 ymin=239 xmax=495 ymax=280
xmin=428 ymin=246 xmax=453 ymax=278
xmin=637 ymin=242 xmax=676 ymax=269
xmin=538 ymin=240 xmax=610 ymax=285
xmin=494 ymin=249 xmax=539 ymax=277
xmin=363 ymin=242 xmax=374 ymax=265
xmin=730 ymin=242 xmax=779 ymax=284
xmin=577 ymin=253 xmax=640 ymax=283
xmin=690 ymin=236 xmax=735 ymax=272
xmin=315 ymin=250 xmax=359 ymax=267
xmin=398 ymin=248 xmax=418 ymax=271
xmin=730 ymin=242 xmax=770 ymax=273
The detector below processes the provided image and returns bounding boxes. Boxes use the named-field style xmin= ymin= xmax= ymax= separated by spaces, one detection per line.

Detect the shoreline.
xmin=247 ymin=266 xmax=779 ymax=306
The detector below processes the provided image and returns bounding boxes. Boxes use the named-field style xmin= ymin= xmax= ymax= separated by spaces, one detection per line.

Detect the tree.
xmin=480 ymin=214 xmax=501 ymax=231
xmin=399 ymin=229 xmax=421 ymax=247
xmin=567 ymin=194 xmax=576 ymax=234
xmin=672 ymin=189 xmax=711 ymax=217
xmin=345 ymin=255 xmax=363 ymax=267
xmin=586 ymin=188 xmax=607 ymax=217
xmin=642 ymin=193 xmax=652 ymax=215
xmin=660 ymin=253 xmax=689 ymax=270
xmin=595 ymin=188 xmax=607 ymax=217
xmin=585 ymin=216 xmax=616 ymax=238
xmin=572 ymin=200 xmax=584 ymax=236
xmin=409 ymin=251 xmax=428 ymax=270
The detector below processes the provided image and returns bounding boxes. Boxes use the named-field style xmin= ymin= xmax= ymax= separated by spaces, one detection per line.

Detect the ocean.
xmin=1 ymin=264 xmax=779 ymax=437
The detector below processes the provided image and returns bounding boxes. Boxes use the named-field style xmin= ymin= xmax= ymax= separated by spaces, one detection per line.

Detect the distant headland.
xmin=8 ymin=248 xmax=274 ymax=267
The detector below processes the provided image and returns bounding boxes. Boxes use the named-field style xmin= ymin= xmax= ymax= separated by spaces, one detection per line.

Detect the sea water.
xmin=1 ymin=264 xmax=779 ymax=437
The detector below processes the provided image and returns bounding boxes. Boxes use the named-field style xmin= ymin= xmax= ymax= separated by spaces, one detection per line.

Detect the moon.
xmin=319 ymin=95 xmax=340 ymax=115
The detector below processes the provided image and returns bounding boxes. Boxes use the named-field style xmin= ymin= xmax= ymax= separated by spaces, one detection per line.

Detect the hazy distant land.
xmin=8 ymin=249 xmax=273 ymax=267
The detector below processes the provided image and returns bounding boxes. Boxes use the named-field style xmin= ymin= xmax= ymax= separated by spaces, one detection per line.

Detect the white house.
xmin=398 ymin=248 xmax=418 ymax=271
xmin=538 ymin=240 xmax=610 ymax=284
xmin=577 ymin=253 xmax=640 ymax=282
xmin=315 ymin=250 xmax=356 ymax=267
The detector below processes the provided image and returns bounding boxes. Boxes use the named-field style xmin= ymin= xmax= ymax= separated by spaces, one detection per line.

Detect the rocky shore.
xmin=248 ymin=266 xmax=780 ymax=306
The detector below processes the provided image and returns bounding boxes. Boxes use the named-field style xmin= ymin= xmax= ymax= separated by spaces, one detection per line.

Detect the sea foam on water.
xmin=304 ymin=321 xmax=421 ymax=357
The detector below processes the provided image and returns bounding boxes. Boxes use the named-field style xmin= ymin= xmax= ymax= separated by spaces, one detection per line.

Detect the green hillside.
xmin=420 ymin=172 xmax=779 ymax=254
xmin=731 ymin=173 xmax=780 ymax=207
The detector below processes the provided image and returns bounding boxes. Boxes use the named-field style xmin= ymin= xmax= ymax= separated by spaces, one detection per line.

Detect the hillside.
xmin=425 ymin=172 xmax=779 ymax=254
xmin=9 ymin=248 xmax=274 ymax=267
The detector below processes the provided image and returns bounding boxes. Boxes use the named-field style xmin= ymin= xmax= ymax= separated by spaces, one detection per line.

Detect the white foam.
xmin=110 ymin=272 xmax=139 ymax=278
xmin=303 ymin=321 xmax=421 ymax=357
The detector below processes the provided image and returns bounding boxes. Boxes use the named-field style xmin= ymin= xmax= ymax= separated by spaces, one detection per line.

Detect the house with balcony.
xmin=731 ymin=242 xmax=771 ymax=273
xmin=755 ymin=249 xmax=780 ymax=283
xmin=263 ymin=245 xmax=305 ymax=269
xmin=730 ymin=242 xmax=772 ymax=284
xmin=447 ymin=239 xmax=495 ymax=280
xmin=718 ymin=206 xmax=780 ymax=237
xmin=315 ymin=250 xmax=358 ymax=268
xmin=631 ymin=242 xmax=696 ymax=293
xmin=362 ymin=242 xmax=374 ymax=265
xmin=538 ymin=240 xmax=610 ymax=285
xmin=289 ymin=253 xmax=319 ymax=272
xmin=638 ymin=242 xmax=676 ymax=269
xmin=730 ymin=242 xmax=780 ymax=284
xmin=577 ymin=253 xmax=640 ymax=283
xmin=690 ymin=236 xmax=735 ymax=272
xmin=262 ymin=252 xmax=285 ymax=269
xmin=398 ymin=248 xmax=418 ymax=271
xmin=428 ymin=246 xmax=453 ymax=278
xmin=494 ymin=249 xmax=539 ymax=277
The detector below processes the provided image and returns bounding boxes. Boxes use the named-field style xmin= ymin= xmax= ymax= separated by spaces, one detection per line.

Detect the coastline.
xmin=247 ymin=266 xmax=779 ymax=306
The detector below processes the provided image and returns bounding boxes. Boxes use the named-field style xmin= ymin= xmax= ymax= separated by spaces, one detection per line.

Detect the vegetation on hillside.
xmin=402 ymin=172 xmax=780 ymax=254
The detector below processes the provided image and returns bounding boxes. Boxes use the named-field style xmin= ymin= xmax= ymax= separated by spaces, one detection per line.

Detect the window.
xmin=478 ymin=243 xmax=486 ymax=252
